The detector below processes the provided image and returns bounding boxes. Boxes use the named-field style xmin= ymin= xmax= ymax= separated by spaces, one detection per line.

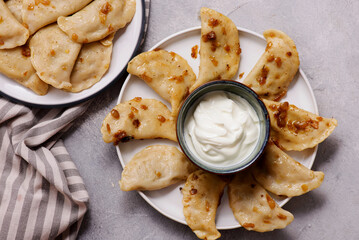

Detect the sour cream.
xmin=185 ymin=91 xmax=260 ymax=167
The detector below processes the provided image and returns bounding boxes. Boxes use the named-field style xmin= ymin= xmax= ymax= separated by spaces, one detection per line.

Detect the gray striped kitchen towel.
xmin=0 ymin=0 xmax=150 ymax=239
xmin=0 ymin=99 xmax=90 ymax=239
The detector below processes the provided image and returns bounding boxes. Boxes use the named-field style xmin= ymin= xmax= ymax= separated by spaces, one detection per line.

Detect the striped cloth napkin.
xmin=0 ymin=100 xmax=90 ymax=239
xmin=0 ymin=0 xmax=150 ymax=239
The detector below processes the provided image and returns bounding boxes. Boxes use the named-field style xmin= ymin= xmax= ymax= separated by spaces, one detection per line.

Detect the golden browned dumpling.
xmin=0 ymin=0 xmax=29 ymax=49
xmin=29 ymin=24 xmax=82 ymax=90
xmin=127 ymin=50 xmax=196 ymax=116
xmin=182 ymin=170 xmax=226 ymax=240
xmin=190 ymin=7 xmax=240 ymax=92
xmin=6 ymin=0 xmax=22 ymax=23
xmin=58 ymin=0 xmax=136 ymax=43
xmin=263 ymin=99 xmax=338 ymax=151
xmin=243 ymin=29 xmax=299 ymax=101
xmin=69 ymin=34 xmax=114 ymax=93
xmin=253 ymin=141 xmax=324 ymax=197
xmin=101 ymin=98 xmax=177 ymax=144
xmin=228 ymin=170 xmax=294 ymax=232
xmin=120 ymin=145 xmax=197 ymax=191
xmin=22 ymin=0 xmax=93 ymax=34
xmin=0 ymin=45 xmax=48 ymax=95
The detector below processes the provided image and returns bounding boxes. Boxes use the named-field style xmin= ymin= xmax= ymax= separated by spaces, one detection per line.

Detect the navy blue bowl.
xmin=177 ymin=80 xmax=270 ymax=175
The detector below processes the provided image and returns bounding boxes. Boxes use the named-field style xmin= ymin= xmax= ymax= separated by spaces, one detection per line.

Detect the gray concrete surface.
xmin=64 ymin=0 xmax=359 ymax=239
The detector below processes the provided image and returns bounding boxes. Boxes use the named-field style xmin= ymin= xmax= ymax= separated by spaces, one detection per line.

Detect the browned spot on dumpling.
xmin=133 ymin=97 xmax=142 ymax=102
xmin=222 ymin=27 xmax=226 ymax=35
xmin=265 ymin=42 xmax=273 ymax=51
xmin=236 ymin=44 xmax=241 ymax=55
xmin=191 ymin=45 xmax=198 ymax=59
xmin=27 ymin=4 xmax=34 ymax=10
xmin=242 ymin=223 xmax=255 ymax=228
xmin=111 ymin=109 xmax=120 ymax=119
xmin=157 ymin=115 xmax=166 ymax=123
xmin=266 ymin=194 xmax=276 ymax=209
xmin=208 ymin=18 xmax=220 ymax=27
xmin=21 ymin=46 xmax=31 ymax=57
xmin=139 ymin=73 xmax=152 ymax=83
xmin=72 ymin=33 xmax=78 ymax=41
xmin=128 ymin=112 xmax=134 ymax=119
xmin=202 ymin=31 xmax=216 ymax=42
xmin=114 ymin=130 xmax=133 ymax=144
xmin=132 ymin=119 xmax=140 ymax=128
xmin=108 ymin=24 xmax=114 ymax=33
xmin=140 ymin=105 xmax=148 ymax=110
xmin=224 ymin=44 xmax=231 ymax=53
xmin=190 ymin=188 xmax=198 ymax=195
xmin=273 ymin=102 xmax=289 ymax=128
xmin=131 ymin=106 xmax=138 ymax=113
xmin=301 ymin=184 xmax=308 ymax=192
xmin=257 ymin=65 xmax=269 ymax=85
xmin=209 ymin=56 xmax=218 ymax=66
xmin=267 ymin=54 xmax=275 ymax=62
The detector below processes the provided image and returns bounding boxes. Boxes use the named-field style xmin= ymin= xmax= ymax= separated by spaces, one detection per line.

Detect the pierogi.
xmin=22 ymin=0 xmax=93 ymax=34
xmin=69 ymin=34 xmax=114 ymax=93
xmin=127 ymin=49 xmax=196 ymax=116
xmin=120 ymin=145 xmax=197 ymax=191
xmin=228 ymin=170 xmax=294 ymax=232
xmin=101 ymin=98 xmax=177 ymax=144
xmin=190 ymin=7 xmax=240 ymax=92
xmin=6 ymin=0 xmax=22 ymax=23
xmin=29 ymin=24 xmax=82 ymax=90
xmin=263 ymin=99 xmax=338 ymax=151
xmin=243 ymin=29 xmax=299 ymax=101
xmin=58 ymin=0 xmax=136 ymax=43
xmin=0 ymin=45 xmax=48 ymax=95
xmin=253 ymin=141 xmax=324 ymax=197
xmin=182 ymin=170 xmax=226 ymax=240
xmin=0 ymin=0 xmax=29 ymax=49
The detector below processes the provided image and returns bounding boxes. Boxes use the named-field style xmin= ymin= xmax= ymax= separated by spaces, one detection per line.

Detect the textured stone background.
xmin=65 ymin=0 xmax=359 ymax=239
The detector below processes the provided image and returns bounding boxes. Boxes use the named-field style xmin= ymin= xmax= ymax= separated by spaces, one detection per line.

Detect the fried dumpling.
xmin=243 ymin=29 xmax=299 ymax=101
xmin=0 ymin=0 xmax=29 ymax=49
xmin=253 ymin=141 xmax=324 ymax=197
xmin=101 ymin=98 xmax=177 ymax=144
xmin=263 ymin=99 xmax=338 ymax=151
xmin=29 ymin=24 xmax=82 ymax=90
xmin=190 ymin=7 xmax=240 ymax=92
xmin=6 ymin=0 xmax=22 ymax=23
xmin=22 ymin=0 xmax=93 ymax=34
xmin=120 ymin=145 xmax=197 ymax=191
xmin=228 ymin=170 xmax=294 ymax=232
xmin=69 ymin=34 xmax=114 ymax=93
xmin=127 ymin=50 xmax=196 ymax=116
xmin=0 ymin=45 xmax=48 ymax=95
xmin=182 ymin=170 xmax=226 ymax=240
xmin=58 ymin=0 xmax=136 ymax=43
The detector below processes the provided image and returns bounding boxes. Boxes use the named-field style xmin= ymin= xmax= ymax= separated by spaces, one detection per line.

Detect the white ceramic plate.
xmin=117 ymin=26 xmax=319 ymax=230
xmin=0 ymin=0 xmax=145 ymax=108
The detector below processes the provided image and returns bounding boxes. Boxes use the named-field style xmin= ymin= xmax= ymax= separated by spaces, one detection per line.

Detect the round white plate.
xmin=117 ymin=26 xmax=318 ymax=230
xmin=0 ymin=0 xmax=146 ymax=108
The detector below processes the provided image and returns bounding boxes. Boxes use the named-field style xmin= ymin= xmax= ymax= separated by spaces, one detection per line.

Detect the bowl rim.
xmin=176 ymin=80 xmax=270 ymax=175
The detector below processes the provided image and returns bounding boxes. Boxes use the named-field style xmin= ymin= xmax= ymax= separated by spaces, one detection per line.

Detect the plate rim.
xmin=117 ymin=26 xmax=319 ymax=230
xmin=0 ymin=0 xmax=147 ymax=109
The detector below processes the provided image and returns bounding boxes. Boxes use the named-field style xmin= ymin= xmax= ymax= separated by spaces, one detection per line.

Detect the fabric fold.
xmin=0 ymin=99 xmax=90 ymax=239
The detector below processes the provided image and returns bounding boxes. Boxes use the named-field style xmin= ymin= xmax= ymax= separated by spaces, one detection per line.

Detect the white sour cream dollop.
xmin=185 ymin=91 xmax=260 ymax=166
